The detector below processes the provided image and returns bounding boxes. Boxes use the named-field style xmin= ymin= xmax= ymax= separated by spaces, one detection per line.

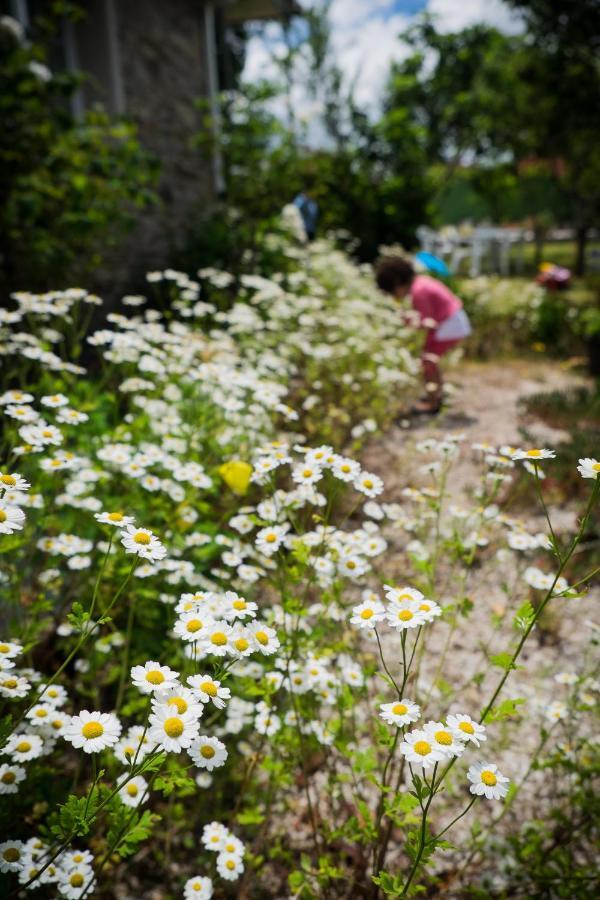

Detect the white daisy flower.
xmin=446 ymin=713 xmax=487 ymax=746
xmin=201 ymin=821 xmax=229 ymax=852
xmin=0 ymin=641 xmax=22 ymax=661
xmin=26 ymin=703 xmax=55 ymax=726
xmin=41 ymin=393 xmax=69 ymax=407
xmin=151 ymin=686 xmax=204 ymax=720
xmin=0 ymin=502 xmax=25 ymax=534
xmin=0 ymin=763 xmax=26 ymax=794
xmin=423 ymin=721 xmax=466 ymax=757
xmin=349 ymin=599 xmax=385 ymax=629
xmin=148 ymin=707 xmax=200 ymax=753
xmin=0 ymin=839 xmax=25 ymax=873
xmin=386 ymin=600 xmax=427 ymax=631
xmin=120 ymin=525 xmax=167 ymax=561
xmin=188 ymin=735 xmax=228 ymax=771
xmin=38 ymin=683 xmax=68 ymax=706
xmin=198 ymin=622 xmax=234 ymax=658
xmin=113 ymin=726 xmax=151 ymax=765
xmin=467 ymin=762 xmax=510 ymax=800
xmin=577 ymin=457 xmax=600 ymax=479
xmin=57 ymin=866 xmax=95 ymax=899
xmin=383 ymin=585 xmax=424 ymax=605
xmin=94 ymin=511 xmax=135 ymax=527
xmin=2 ymin=733 xmax=44 ymax=761
xmin=247 ymin=622 xmax=280 ymax=655
xmin=0 ymin=673 xmax=30 ymax=699
xmin=255 ymin=524 xmax=289 ymax=556
xmin=354 ymin=472 xmax=384 ymax=497
xmin=216 ymin=852 xmax=244 ymax=880
xmin=511 ymin=448 xmax=555 ymax=461
xmin=130 ymin=661 xmax=180 ymax=694
xmin=118 ymin=774 xmax=148 ymax=807
xmin=0 ymin=473 xmax=30 ymax=492
xmin=379 ymin=699 xmax=421 ymax=727
xmin=400 ymin=728 xmax=447 ymax=769
xmin=221 ymin=592 xmax=258 ymax=622
xmin=63 ymin=710 xmax=121 ymax=753
xmin=173 ymin=611 xmax=214 ymax=643
xmin=187 ymin=674 xmax=231 ymax=709
xmin=184 ymin=874 xmax=213 ymax=899
xmin=331 ymin=456 xmax=361 ymax=482
xmin=291 ymin=463 xmax=323 ymax=486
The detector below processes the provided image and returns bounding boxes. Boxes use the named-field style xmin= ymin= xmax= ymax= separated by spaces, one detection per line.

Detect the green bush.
xmin=0 ymin=13 xmax=158 ymax=295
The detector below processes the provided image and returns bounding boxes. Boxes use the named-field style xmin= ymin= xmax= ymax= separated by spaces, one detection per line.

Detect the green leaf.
xmin=485 ymin=697 xmax=525 ymax=722
xmin=489 ymin=652 xmax=517 ymax=671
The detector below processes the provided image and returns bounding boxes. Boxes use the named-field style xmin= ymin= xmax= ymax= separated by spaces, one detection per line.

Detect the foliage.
xmin=0 ymin=12 xmax=158 ymax=296
xmin=0 ymin=228 xmax=599 ymax=898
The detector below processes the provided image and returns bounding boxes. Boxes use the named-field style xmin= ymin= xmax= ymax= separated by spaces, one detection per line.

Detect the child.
xmin=375 ymin=256 xmax=471 ymax=414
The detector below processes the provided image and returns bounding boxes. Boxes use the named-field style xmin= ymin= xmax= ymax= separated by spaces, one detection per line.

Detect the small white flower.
xmin=148 ymin=707 xmax=200 ymax=753
xmin=131 ymin=661 xmax=180 ymax=695
xmin=349 ymin=599 xmax=385 ymax=629
xmin=0 ymin=839 xmax=25 ymax=873
xmin=0 ymin=502 xmax=25 ymax=534
xmin=120 ymin=525 xmax=167 ymax=561
xmin=187 ymin=674 xmax=231 ymax=709
xmin=184 ymin=875 xmax=213 ymax=899
xmin=446 ymin=713 xmax=486 ymax=747
xmin=188 ymin=735 xmax=228 ymax=771
xmin=379 ymin=699 xmax=420 ymax=727
xmin=95 ymin=511 xmax=135 ymax=527
xmin=577 ymin=457 xmax=600 ymax=479
xmin=423 ymin=720 xmax=466 ymax=758
xmin=63 ymin=710 xmax=122 ymax=753
xmin=511 ymin=448 xmax=555 ymax=462
xmin=118 ymin=774 xmax=148 ymax=807
xmin=400 ymin=729 xmax=446 ymax=768
xmin=467 ymin=762 xmax=510 ymax=800
xmin=216 ymin=852 xmax=244 ymax=880
xmin=0 ymin=763 xmax=26 ymax=794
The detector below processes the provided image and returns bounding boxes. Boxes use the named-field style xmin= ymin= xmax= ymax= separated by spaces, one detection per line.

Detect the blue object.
xmin=415 ymin=251 xmax=450 ymax=276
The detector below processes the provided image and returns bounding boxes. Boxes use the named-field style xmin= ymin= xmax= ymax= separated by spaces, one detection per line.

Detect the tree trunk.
xmin=575 ymin=225 xmax=588 ymax=276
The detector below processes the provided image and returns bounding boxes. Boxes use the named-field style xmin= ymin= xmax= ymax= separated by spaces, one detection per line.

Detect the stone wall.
xmin=97 ymin=0 xmax=216 ymax=295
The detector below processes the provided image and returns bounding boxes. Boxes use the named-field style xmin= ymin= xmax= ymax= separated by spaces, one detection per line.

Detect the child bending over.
xmin=375 ymin=256 xmax=471 ymax=414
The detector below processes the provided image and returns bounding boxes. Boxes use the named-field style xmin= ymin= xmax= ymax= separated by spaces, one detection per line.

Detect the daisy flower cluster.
xmin=0 ymin=838 xmax=96 ymax=897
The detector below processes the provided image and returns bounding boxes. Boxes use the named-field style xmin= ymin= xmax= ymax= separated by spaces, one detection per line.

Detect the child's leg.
xmin=415 ymin=336 xmax=461 ymax=412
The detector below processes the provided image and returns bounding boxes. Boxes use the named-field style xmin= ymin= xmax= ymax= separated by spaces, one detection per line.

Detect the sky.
xmin=243 ymin=0 xmax=524 ymax=131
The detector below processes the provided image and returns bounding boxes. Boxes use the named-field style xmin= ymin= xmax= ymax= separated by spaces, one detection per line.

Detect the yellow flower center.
xmin=186 ymin=619 xmax=202 ymax=633
xmin=0 ymin=475 xmax=16 ymax=486
xmin=226 ymin=859 xmax=236 ymax=870
xmin=200 ymin=745 xmax=215 ymax=759
xmin=593 ymin=463 xmax=600 ymax=472
xmin=200 ymin=681 xmax=217 ymax=696
xmin=51 ymin=720 xmax=63 ymax=730
xmin=459 ymin=721 xmax=475 ymax=735
xmin=3 ymin=848 xmax=20 ymax=862
xmin=163 ymin=717 xmax=184 ymax=738
xmin=82 ymin=721 xmax=104 ymax=740
xmin=1 ymin=771 xmax=16 ymax=784
xmin=235 ymin=638 xmax=249 ymax=651
xmin=526 ymin=449 xmax=542 ymax=458
xmin=419 ymin=603 xmax=430 ymax=612
xmin=392 ymin=703 xmax=408 ymax=715
xmin=346 ymin=561 xmax=356 ymax=569
xmin=35 ymin=709 xmax=47 ymax=718
xmin=341 ymin=464 xmax=350 ymax=473
xmin=211 ymin=632 xmax=227 ymax=646
xmin=146 ymin=670 xmax=165 ymax=685
xmin=398 ymin=610 xmax=413 ymax=621
xmin=47 ymin=688 xmax=58 ymax=697
xmin=254 ymin=630 xmax=268 ymax=645
xmin=414 ymin=741 xmax=432 ymax=756
xmin=108 ymin=512 xmax=124 ymax=522
xmin=481 ymin=770 xmax=497 ymax=786
xmin=303 ymin=469 xmax=313 ymax=478
xmin=0 ymin=511 xmax=7 ymax=523
xmin=363 ymin=479 xmax=373 ymax=489
xmin=0 ymin=644 xmax=9 ymax=652
xmin=3 ymin=678 xmax=18 ymax=689
xmin=167 ymin=696 xmax=188 ymax=714
xmin=265 ymin=534 xmax=277 ymax=543
xmin=134 ymin=531 xmax=151 ymax=544
xmin=126 ymin=784 xmax=139 ymax=796
xmin=70 ymin=874 xmax=85 ymax=887
xmin=360 ymin=609 xmax=373 ymax=619
xmin=434 ymin=730 xmax=452 ymax=746
xmin=233 ymin=599 xmax=247 ymax=609
xmin=16 ymin=741 xmax=31 ymax=752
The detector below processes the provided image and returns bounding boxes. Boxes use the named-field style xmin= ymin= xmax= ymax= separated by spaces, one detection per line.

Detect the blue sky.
xmin=244 ymin=0 xmax=523 ymax=124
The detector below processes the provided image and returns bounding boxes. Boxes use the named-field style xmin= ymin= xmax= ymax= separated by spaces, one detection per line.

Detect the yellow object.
xmin=218 ymin=460 xmax=253 ymax=495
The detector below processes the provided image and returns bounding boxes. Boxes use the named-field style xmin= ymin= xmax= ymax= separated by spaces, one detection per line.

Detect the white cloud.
xmin=240 ymin=0 xmax=524 ymax=144
xmin=427 ymin=0 xmax=523 ymax=34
